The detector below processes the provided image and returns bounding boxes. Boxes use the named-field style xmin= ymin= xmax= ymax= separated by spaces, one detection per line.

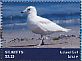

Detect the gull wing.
xmin=36 ymin=16 xmax=68 ymax=32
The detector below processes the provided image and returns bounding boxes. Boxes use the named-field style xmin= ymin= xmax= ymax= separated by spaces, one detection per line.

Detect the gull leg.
xmin=41 ymin=35 xmax=45 ymax=45
xmin=38 ymin=35 xmax=45 ymax=46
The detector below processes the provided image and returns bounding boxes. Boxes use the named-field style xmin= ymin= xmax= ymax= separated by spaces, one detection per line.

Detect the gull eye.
xmin=28 ymin=8 xmax=30 ymax=11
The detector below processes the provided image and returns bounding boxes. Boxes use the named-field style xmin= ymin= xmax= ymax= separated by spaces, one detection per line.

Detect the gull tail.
xmin=64 ymin=28 xmax=71 ymax=32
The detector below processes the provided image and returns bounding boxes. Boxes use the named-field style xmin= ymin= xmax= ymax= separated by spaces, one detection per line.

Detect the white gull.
xmin=21 ymin=6 xmax=71 ymax=46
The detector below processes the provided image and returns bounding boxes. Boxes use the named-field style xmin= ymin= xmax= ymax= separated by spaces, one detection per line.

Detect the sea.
xmin=2 ymin=2 xmax=80 ymax=31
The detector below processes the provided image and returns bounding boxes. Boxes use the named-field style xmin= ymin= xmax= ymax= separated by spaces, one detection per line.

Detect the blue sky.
xmin=2 ymin=0 xmax=80 ymax=2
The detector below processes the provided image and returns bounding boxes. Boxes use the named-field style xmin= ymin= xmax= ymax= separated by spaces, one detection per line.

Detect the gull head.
xmin=21 ymin=6 xmax=37 ymax=15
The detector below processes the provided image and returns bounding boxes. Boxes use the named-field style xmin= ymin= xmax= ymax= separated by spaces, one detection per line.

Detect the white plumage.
xmin=21 ymin=6 xmax=71 ymax=46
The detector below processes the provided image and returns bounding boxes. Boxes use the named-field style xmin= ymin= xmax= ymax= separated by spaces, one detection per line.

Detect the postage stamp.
xmin=0 ymin=0 xmax=81 ymax=61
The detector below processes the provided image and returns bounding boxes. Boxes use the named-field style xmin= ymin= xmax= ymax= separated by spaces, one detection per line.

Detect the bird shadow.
xmin=42 ymin=43 xmax=55 ymax=45
xmin=10 ymin=43 xmax=55 ymax=47
xmin=10 ymin=44 xmax=37 ymax=47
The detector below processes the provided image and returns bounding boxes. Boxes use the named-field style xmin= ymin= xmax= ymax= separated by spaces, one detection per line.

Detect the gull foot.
xmin=40 ymin=42 xmax=45 ymax=45
xmin=37 ymin=42 xmax=45 ymax=47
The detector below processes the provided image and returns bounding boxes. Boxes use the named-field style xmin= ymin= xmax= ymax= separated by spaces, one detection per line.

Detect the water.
xmin=2 ymin=2 xmax=80 ymax=30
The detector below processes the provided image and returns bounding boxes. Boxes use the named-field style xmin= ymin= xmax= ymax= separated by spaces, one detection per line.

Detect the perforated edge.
xmin=2 ymin=0 xmax=80 ymax=3
xmin=0 ymin=1 xmax=3 ymax=48
xmin=0 ymin=0 xmax=3 ymax=60
xmin=80 ymin=1 xmax=82 ymax=61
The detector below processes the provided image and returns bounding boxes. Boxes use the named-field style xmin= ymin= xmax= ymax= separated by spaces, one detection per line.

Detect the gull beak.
xmin=21 ymin=11 xmax=24 ymax=13
xmin=21 ymin=9 xmax=27 ymax=13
